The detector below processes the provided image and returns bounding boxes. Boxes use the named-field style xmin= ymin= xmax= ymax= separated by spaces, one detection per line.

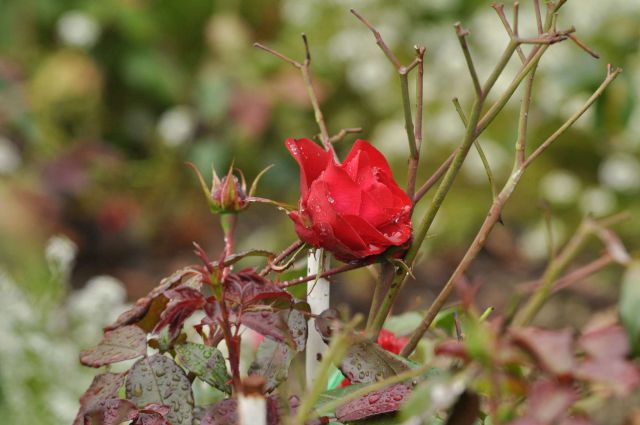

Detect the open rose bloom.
xmin=287 ymin=138 xmax=412 ymax=262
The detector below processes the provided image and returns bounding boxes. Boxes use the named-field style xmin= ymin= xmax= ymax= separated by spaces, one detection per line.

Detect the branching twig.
xmin=259 ymin=240 xmax=304 ymax=276
xmin=413 ymin=149 xmax=457 ymax=202
xmin=254 ymin=36 xmax=337 ymax=160
xmin=328 ymin=127 xmax=363 ymax=143
xmin=400 ymin=65 xmax=621 ymax=356
xmin=454 ymin=23 xmax=482 ymax=97
xmin=278 ymin=263 xmax=364 ymax=288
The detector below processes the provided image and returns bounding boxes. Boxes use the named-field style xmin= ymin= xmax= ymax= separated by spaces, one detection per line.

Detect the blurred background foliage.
xmin=0 ymin=0 xmax=638 ymax=424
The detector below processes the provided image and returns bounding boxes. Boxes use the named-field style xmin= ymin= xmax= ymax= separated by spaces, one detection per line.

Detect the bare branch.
xmin=524 ymin=66 xmax=622 ymax=166
xmin=491 ymin=3 xmax=526 ymax=62
xmin=350 ymin=9 xmax=402 ymax=70
xmin=329 ymin=127 xmax=363 ymax=143
xmin=253 ymin=43 xmax=301 ymax=68
xmin=454 ymin=22 xmax=483 ymax=96
xmin=567 ymin=33 xmax=600 ymax=59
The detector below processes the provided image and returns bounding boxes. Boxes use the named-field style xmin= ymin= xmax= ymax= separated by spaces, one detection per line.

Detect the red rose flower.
xmin=286 ymin=138 xmax=412 ymax=262
xmin=339 ymin=329 xmax=409 ymax=387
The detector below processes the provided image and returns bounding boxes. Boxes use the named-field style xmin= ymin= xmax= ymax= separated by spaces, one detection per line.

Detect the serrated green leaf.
xmin=175 ymin=342 xmax=232 ymax=394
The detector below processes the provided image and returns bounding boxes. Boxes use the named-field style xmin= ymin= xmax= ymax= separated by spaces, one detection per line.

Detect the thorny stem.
xmin=452 ymin=97 xmax=499 ymax=202
xmin=406 ymin=46 xmax=427 ymax=199
xmin=401 ymin=67 xmax=621 ymax=356
xmin=514 ymin=211 xmax=628 ymax=326
xmin=259 ymin=240 xmax=304 ymax=276
xmin=413 ymin=149 xmax=457 ymax=202
xmin=373 ymin=1 xmax=581 ymax=338
xmin=351 ymin=9 xmax=422 ymax=197
xmin=329 ymin=127 xmax=363 ymax=143
xmin=520 ymin=252 xmax=613 ymax=295
xmin=524 ymin=65 xmax=623 ymax=166
xmin=278 ymin=263 xmax=363 ymax=288
xmin=455 ymin=23 xmax=482 ymax=96
xmin=369 ymin=29 xmax=521 ymax=335
xmin=254 ymin=36 xmax=338 ymax=161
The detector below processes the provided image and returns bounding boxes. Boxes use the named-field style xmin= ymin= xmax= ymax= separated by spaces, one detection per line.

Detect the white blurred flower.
xmin=579 ymin=186 xmax=617 ymax=217
xmin=157 ymin=106 xmax=197 ymax=147
xmin=0 ymin=136 xmax=21 ymax=174
xmin=520 ymin=219 xmax=566 ymax=262
xmin=599 ymin=153 xmax=640 ymax=192
xmin=371 ymin=119 xmax=407 ymax=158
xmin=57 ymin=11 xmax=100 ymax=48
xmin=539 ymin=169 xmax=582 ymax=206
xmin=68 ymin=275 xmax=127 ymax=321
xmin=346 ymin=56 xmax=393 ymax=94
xmin=45 ymin=234 xmax=77 ymax=278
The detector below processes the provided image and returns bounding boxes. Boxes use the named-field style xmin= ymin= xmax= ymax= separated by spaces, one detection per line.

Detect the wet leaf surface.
xmin=175 ymin=342 xmax=231 ymax=394
xmin=74 ymin=372 xmax=127 ymax=425
xmin=242 ymin=308 xmax=307 ymax=352
xmin=339 ymin=338 xmax=410 ymax=384
xmin=82 ymin=398 xmax=137 ymax=425
xmin=80 ymin=325 xmax=147 ymax=367
xmin=335 ymin=383 xmax=411 ymax=422
xmin=248 ymin=338 xmax=294 ymax=392
xmin=125 ymin=354 xmax=194 ymax=425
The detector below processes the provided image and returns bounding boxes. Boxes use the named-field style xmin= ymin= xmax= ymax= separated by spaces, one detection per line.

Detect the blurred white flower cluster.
xmin=0 ymin=235 xmax=129 ymax=425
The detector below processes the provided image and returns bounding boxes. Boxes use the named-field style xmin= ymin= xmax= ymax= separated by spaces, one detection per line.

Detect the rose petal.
xmin=307 ymin=181 xmax=367 ymax=255
xmin=321 ymin=162 xmax=362 ymax=216
xmin=285 ymin=138 xmax=330 ymax=197
xmin=343 ymin=139 xmax=394 ymax=178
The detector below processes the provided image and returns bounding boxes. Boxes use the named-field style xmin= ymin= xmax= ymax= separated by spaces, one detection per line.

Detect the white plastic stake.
xmin=306 ymin=248 xmax=330 ymax=388
xmin=239 ymin=377 xmax=266 ymax=425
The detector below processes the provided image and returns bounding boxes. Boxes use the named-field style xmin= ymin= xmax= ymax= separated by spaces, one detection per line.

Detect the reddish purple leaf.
xmin=130 ymin=404 xmax=171 ymax=425
xmin=577 ymin=325 xmax=630 ymax=360
xmin=80 ymin=326 xmax=147 ymax=368
xmin=82 ymin=399 xmax=137 ymax=425
xmin=528 ymin=379 xmax=576 ymax=424
xmin=242 ymin=308 xmax=307 ymax=352
xmin=510 ymin=328 xmax=575 ymax=377
xmin=335 ymin=383 xmax=411 ymax=422
xmin=74 ymin=373 xmax=127 ymax=425
xmin=575 ymin=358 xmax=640 ymax=396
xmin=154 ymin=286 xmax=206 ymax=337
xmin=106 ymin=267 xmax=201 ymax=332
xmin=125 ymin=354 xmax=194 ymax=425
xmin=435 ymin=340 xmax=470 ymax=361
xmin=201 ymin=399 xmax=237 ymax=425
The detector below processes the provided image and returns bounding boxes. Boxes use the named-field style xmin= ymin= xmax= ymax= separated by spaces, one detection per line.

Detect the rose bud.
xmin=212 ymin=170 xmax=248 ymax=213
xmin=286 ymin=138 xmax=412 ymax=262
xmin=187 ymin=163 xmax=248 ymax=214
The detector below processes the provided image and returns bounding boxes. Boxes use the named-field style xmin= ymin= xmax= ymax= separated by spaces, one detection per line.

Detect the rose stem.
xmin=254 ymin=34 xmax=337 ymax=388
xmin=401 ymin=65 xmax=621 ymax=356
xmin=373 ymin=2 xmax=587 ymax=340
